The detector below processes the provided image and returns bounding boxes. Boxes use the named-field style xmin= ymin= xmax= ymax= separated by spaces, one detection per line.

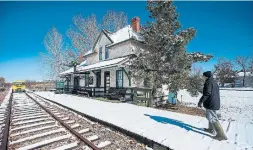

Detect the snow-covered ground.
xmin=177 ymin=89 xmax=253 ymax=124
xmin=34 ymin=91 xmax=253 ymax=149
xmin=220 ymin=87 xmax=253 ymax=91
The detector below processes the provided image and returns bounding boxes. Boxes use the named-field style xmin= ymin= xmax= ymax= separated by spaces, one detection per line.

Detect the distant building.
xmin=234 ymin=72 xmax=253 ymax=87
xmin=27 ymin=80 xmax=55 ymax=91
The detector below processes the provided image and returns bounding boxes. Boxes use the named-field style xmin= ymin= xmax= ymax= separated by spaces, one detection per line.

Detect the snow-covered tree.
xmin=235 ymin=56 xmax=250 ymax=87
xmin=68 ymin=11 xmax=128 ymax=55
xmin=130 ymin=1 xmax=212 ymax=98
xmin=214 ymin=58 xmax=237 ymax=87
xmin=102 ymin=10 xmax=128 ymax=32
xmin=67 ymin=14 xmax=99 ymax=55
xmin=40 ymin=27 xmax=69 ymax=80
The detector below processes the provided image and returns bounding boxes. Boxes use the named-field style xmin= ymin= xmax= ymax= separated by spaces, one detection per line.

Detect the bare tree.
xmin=249 ymin=53 xmax=253 ymax=73
xmin=40 ymin=27 xmax=69 ymax=80
xmin=67 ymin=14 xmax=99 ymax=55
xmin=102 ymin=10 xmax=128 ymax=32
xmin=68 ymin=11 xmax=128 ymax=55
xmin=214 ymin=58 xmax=237 ymax=87
xmin=235 ymin=56 xmax=249 ymax=87
xmin=0 ymin=77 xmax=5 ymax=87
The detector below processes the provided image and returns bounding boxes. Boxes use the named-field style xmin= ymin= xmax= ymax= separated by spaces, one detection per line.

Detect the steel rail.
xmin=0 ymin=92 xmax=13 ymax=150
xmin=25 ymin=92 xmax=100 ymax=150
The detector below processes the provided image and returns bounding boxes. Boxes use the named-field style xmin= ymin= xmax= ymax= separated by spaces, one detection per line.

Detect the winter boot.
xmin=203 ymin=122 xmax=215 ymax=135
xmin=212 ymin=121 xmax=228 ymax=141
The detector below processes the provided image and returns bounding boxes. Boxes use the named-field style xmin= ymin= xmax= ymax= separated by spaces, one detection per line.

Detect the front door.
xmin=74 ymin=76 xmax=79 ymax=89
xmin=104 ymin=71 xmax=110 ymax=93
xmin=96 ymin=72 xmax=101 ymax=87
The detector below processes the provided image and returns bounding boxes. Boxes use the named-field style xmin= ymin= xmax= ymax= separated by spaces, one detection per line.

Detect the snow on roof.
xmin=82 ymin=25 xmax=143 ymax=57
xmin=59 ymin=60 xmax=87 ymax=76
xmin=238 ymin=71 xmax=252 ymax=77
xmin=106 ymin=25 xmax=143 ymax=47
xmin=59 ymin=68 xmax=74 ymax=76
xmin=59 ymin=57 xmax=128 ymax=76
xmin=78 ymin=57 xmax=128 ymax=72
xmin=83 ymin=50 xmax=95 ymax=57
xmin=79 ymin=60 xmax=87 ymax=66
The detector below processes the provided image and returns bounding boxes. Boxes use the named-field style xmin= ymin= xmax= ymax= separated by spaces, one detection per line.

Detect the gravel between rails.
xmin=8 ymin=92 xmax=147 ymax=150
xmin=8 ymin=93 xmax=85 ymax=150
xmin=10 ymin=126 xmax=60 ymax=141
xmin=33 ymin=93 xmax=146 ymax=150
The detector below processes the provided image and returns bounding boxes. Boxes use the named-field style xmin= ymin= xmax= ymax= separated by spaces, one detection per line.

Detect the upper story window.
xmin=105 ymin=47 xmax=109 ymax=59
xmin=99 ymin=47 xmax=102 ymax=60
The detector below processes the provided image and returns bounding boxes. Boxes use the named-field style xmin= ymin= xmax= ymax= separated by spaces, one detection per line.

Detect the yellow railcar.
xmin=12 ymin=80 xmax=26 ymax=92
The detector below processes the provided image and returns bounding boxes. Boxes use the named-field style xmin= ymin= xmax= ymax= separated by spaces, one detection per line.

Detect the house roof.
xmin=106 ymin=25 xmax=143 ymax=47
xmin=78 ymin=56 xmax=129 ymax=72
xmin=83 ymin=50 xmax=96 ymax=57
xmin=59 ymin=57 xmax=129 ymax=76
xmin=59 ymin=68 xmax=74 ymax=76
xmin=83 ymin=25 xmax=143 ymax=57
xmin=59 ymin=60 xmax=87 ymax=76
xmin=238 ymin=71 xmax=252 ymax=77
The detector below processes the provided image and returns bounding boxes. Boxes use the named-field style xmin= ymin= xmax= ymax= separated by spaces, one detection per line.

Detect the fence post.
xmin=147 ymin=90 xmax=152 ymax=107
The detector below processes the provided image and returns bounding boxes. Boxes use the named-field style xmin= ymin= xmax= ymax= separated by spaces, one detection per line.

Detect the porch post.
xmin=121 ymin=67 xmax=131 ymax=86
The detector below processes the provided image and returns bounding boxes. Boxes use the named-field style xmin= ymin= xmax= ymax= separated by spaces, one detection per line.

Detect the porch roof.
xmin=78 ymin=57 xmax=128 ymax=72
xmin=59 ymin=57 xmax=129 ymax=76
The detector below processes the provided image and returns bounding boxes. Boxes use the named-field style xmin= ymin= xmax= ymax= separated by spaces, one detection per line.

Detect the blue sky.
xmin=0 ymin=1 xmax=252 ymax=82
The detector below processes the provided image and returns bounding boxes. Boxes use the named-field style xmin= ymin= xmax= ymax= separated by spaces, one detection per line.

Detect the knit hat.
xmin=203 ymin=71 xmax=212 ymax=77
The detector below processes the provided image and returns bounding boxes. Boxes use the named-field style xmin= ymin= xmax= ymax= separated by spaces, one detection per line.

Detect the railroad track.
xmin=6 ymin=92 xmax=146 ymax=150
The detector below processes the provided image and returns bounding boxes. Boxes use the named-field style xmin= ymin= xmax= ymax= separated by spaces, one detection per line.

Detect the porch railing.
xmin=132 ymin=87 xmax=152 ymax=107
xmin=62 ymin=85 xmax=153 ymax=107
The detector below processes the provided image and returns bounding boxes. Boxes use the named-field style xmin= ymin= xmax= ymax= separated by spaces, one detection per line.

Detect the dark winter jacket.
xmin=199 ymin=77 xmax=220 ymax=110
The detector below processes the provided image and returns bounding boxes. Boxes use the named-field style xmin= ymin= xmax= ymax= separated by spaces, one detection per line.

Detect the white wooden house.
xmin=59 ymin=17 xmax=145 ymax=96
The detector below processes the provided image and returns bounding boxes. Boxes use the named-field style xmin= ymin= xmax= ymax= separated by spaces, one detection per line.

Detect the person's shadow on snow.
xmin=144 ymin=114 xmax=212 ymax=137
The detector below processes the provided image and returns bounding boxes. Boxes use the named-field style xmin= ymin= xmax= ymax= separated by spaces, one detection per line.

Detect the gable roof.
xmin=83 ymin=25 xmax=143 ymax=57
xmin=106 ymin=25 xmax=143 ymax=47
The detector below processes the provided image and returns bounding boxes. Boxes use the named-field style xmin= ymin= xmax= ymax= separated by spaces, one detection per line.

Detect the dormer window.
xmin=99 ymin=47 xmax=102 ymax=60
xmin=105 ymin=47 xmax=109 ymax=59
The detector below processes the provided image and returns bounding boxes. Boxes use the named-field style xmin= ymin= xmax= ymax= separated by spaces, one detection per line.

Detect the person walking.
xmin=198 ymin=71 xmax=228 ymax=141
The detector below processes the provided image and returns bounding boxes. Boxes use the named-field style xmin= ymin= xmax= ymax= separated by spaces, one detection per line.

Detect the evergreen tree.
xmin=130 ymin=1 xmax=212 ymax=98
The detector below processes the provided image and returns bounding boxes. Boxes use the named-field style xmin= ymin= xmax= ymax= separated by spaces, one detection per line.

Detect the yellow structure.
xmin=12 ymin=80 xmax=26 ymax=92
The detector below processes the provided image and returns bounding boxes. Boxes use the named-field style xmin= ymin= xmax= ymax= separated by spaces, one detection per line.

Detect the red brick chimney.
xmin=131 ymin=17 xmax=140 ymax=33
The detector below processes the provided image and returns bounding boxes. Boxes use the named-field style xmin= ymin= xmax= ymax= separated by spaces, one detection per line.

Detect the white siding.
xmin=85 ymin=33 xmax=112 ymax=65
xmin=97 ymin=67 xmax=131 ymax=88
xmin=70 ymin=74 xmax=74 ymax=86
xmin=78 ymin=32 xmax=146 ymax=89
xmin=108 ymin=40 xmax=134 ymax=59
xmin=79 ymin=77 xmax=85 ymax=87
